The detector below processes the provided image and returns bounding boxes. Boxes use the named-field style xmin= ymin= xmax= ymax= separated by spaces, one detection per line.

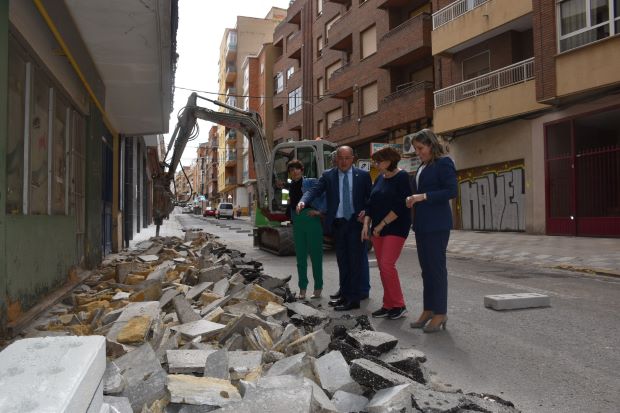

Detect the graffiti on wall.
xmin=457 ymin=160 xmax=525 ymax=231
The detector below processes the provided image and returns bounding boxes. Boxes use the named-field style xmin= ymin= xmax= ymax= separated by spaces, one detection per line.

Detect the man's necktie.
xmin=342 ymin=173 xmax=352 ymax=219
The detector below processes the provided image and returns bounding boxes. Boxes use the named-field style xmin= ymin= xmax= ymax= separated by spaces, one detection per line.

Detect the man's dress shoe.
xmin=328 ymin=298 xmax=345 ymax=307
xmin=334 ymin=301 xmax=360 ymax=311
xmin=329 ymin=291 xmax=341 ymax=300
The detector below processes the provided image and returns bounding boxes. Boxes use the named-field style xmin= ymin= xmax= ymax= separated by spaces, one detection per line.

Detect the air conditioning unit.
xmin=402 ymin=133 xmax=415 ymax=155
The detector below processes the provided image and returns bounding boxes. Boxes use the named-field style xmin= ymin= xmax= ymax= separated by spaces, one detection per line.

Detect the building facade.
xmin=273 ymin=0 xmax=433 ymax=161
xmin=431 ymin=0 xmax=619 ymax=237
xmin=216 ymin=8 xmax=286 ymax=211
xmin=1 ymin=1 xmax=178 ymax=335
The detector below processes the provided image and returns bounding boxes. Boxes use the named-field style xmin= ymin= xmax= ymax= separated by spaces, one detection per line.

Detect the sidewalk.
xmin=405 ymin=230 xmax=620 ymax=277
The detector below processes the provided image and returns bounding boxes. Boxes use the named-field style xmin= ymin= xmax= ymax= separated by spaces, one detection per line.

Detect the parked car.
xmin=203 ymin=207 xmax=216 ymax=217
xmin=181 ymin=205 xmax=192 ymax=214
xmin=216 ymin=202 xmax=234 ymax=219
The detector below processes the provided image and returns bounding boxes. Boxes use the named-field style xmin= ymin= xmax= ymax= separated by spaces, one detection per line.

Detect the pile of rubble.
xmin=21 ymin=230 xmax=520 ymax=413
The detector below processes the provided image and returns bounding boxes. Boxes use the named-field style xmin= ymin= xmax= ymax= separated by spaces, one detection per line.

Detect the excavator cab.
xmin=267 ymin=140 xmax=337 ymax=217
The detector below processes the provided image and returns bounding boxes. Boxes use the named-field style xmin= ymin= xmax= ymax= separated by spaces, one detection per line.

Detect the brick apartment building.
xmin=216 ymin=8 xmax=286 ymax=213
xmin=273 ymin=0 xmax=434 ymax=162
xmin=206 ymin=126 xmax=219 ymax=206
xmin=431 ymin=0 xmax=619 ymax=237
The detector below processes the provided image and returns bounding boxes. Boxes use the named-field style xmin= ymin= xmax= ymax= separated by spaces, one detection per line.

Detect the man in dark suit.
xmin=297 ymin=146 xmax=372 ymax=311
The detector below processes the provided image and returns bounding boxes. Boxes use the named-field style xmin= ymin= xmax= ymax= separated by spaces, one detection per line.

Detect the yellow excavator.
xmin=153 ymin=92 xmax=337 ymax=255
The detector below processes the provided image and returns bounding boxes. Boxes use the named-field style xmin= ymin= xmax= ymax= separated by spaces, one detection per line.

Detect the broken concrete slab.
xmin=331 ymin=390 xmax=369 ymax=413
xmin=247 ymin=284 xmax=284 ymax=304
xmin=285 ymin=328 xmax=330 ymax=357
xmin=159 ymin=288 xmax=180 ymax=309
xmin=346 ymin=329 xmax=398 ymax=356
xmin=212 ymin=385 xmax=314 ymax=413
xmin=116 ymin=315 xmax=152 ymax=344
xmin=303 ymin=377 xmax=339 ymax=413
xmin=204 ymin=349 xmax=229 ymax=380
xmin=366 ymin=383 xmax=415 ymax=413
xmin=484 ymin=293 xmax=551 ymax=310
xmin=314 ymin=351 xmax=361 ymax=395
xmin=284 ymin=302 xmax=328 ymax=319
xmin=227 ymin=351 xmax=264 ymax=381
xmin=167 ymin=374 xmax=241 ymax=406
xmin=103 ymin=361 xmax=125 ymax=395
xmin=222 ymin=301 xmax=259 ymax=316
xmin=146 ymin=260 xmax=174 ymax=281
xmin=186 ymin=282 xmax=214 ymax=301
xmin=217 ymin=314 xmax=272 ymax=344
xmin=116 ymin=262 xmax=135 ymax=284
xmin=167 ymin=349 xmax=217 ymax=374
xmin=261 ymin=301 xmax=287 ymax=319
xmin=102 ymin=396 xmax=132 ymax=413
xmin=212 ymin=278 xmax=230 ymax=297
xmin=171 ymin=319 xmax=226 ymax=340
xmin=106 ymin=301 xmax=160 ymax=343
xmin=266 ymin=352 xmax=308 ymax=377
xmin=114 ymin=343 xmax=167 ymax=412
xmin=173 ymin=295 xmax=202 ymax=324
xmin=410 ymin=387 xmax=464 ymax=413
xmin=137 ymin=255 xmax=159 ymax=263
xmin=198 ymin=265 xmax=228 ymax=283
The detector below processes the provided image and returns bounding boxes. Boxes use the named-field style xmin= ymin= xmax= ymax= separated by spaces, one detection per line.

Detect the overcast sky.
xmin=168 ymin=0 xmax=291 ymax=168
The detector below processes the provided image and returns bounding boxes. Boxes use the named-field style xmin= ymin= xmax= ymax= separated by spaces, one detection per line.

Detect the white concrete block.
xmin=484 ymin=293 xmax=551 ymax=310
xmin=0 ymin=335 xmax=106 ymax=413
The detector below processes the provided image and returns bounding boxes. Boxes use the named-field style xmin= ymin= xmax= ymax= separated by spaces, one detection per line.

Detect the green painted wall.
xmin=0 ymin=0 xmax=9 ymax=333
xmin=84 ymin=107 xmax=103 ymax=269
xmin=5 ymin=216 xmax=76 ymax=313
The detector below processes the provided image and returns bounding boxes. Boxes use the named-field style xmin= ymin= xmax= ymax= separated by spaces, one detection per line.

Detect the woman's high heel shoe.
xmin=298 ymin=290 xmax=307 ymax=300
xmin=423 ymin=316 xmax=448 ymax=333
xmin=410 ymin=313 xmax=433 ymax=329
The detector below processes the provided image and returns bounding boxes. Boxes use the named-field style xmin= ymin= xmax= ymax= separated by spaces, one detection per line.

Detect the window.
xmin=361 ymin=82 xmax=378 ymax=115
xmin=6 ymin=35 xmax=85 ymax=217
xmin=327 ymin=108 xmax=343 ymax=129
xmin=275 ymin=72 xmax=284 ymax=94
xmin=286 ymin=66 xmax=295 ymax=79
xmin=325 ymin=15 xmax=340 ymax=43
xmin=316 ymin=0 xmax=323 ymax=16
xmin=558 ymin=0 xmax=619 ymax=52
xmin=361 ymin=25 xmax=377 ymax=59
xmin=288 ymin=87 xmax=302 ymax=114
xmin=325 ymin=60 xmax=342 ymax=90
xmin=462 ymin=51 xmax=490 ymax=81
xmin=317 ymin=77 xmax=325 ymax=99
xmin=317 ymin=36 xmax=324 ymax=58
xmin=297 ymin=147 xmax=319 ymax=178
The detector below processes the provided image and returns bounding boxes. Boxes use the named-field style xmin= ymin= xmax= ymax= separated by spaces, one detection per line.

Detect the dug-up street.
xmin=1 ymin=208 xmax=618 ymax=413
xmin=175 ymin=210 xmax=620 ymax=413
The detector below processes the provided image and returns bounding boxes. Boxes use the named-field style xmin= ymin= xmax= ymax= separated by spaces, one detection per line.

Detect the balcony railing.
xmin=432 ymin=0 xmax=489 ymax=29
xmin=434 ymin=57 xmax=534 ymax=108
xmin=383 ymin=80 xmax=433 ymax=103
xmin=331 ymin=114 xmax=352 ymax=128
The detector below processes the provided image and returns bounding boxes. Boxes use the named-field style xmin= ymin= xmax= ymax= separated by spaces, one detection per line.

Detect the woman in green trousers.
xmin=286 ymin=160 xmax=326 ymax=300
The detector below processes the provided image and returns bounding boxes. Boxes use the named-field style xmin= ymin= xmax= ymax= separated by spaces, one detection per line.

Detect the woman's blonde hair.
xmin=412 ymin=129 xmax=445 ymax=162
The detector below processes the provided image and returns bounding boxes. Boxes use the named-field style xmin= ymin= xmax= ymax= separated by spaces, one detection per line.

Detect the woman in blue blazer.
xmin=406 ymin=129 xmax=457 ymax=333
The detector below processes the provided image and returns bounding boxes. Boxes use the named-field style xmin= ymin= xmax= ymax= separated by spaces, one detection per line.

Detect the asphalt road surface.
xmin=178 ymin=213 xmax=620 ymax=413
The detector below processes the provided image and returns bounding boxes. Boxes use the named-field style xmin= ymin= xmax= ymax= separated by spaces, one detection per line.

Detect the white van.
xmin=216 ymin=202 xmax=234 ymax=219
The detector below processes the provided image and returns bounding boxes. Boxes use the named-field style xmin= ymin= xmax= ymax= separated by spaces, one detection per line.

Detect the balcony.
xmin=225 ymin=150 xmax=237 ymax=166
xmin=287 ymin=109 xmax=302 ymax=131
xmin=378 ymin=81 xmax=433 ymax=130
xmin=225 ymin=63 xmax=236 ymax=82
xmin=286 ymin=70 xmax=302 ymax=91
xmin=432 ymin=0 xmax=533 ymax=55
xmin=226 ymin=129 xmax=237 ymax=142
xmin=328 ymin=61 xmax=358 ymax=95
xmin=225 ymin=177 xmax=237 ymax=186
xmin=225 ymin=31 xmax=237 ymax=60
xmin=226 ymin=87 xmax=237 ymax=96
xmin=433 ymin=58 xmax=547 ymax=133
xmin=555 ymin=36 xmax=620 ymax=98
xmin=287 ymin=32 xmax=302 ymax=60
xmin=327 ymin=12 xmax=353 ymax=52
xmin=377 ymin=0 xmax=410 ymax=8
xmin=378 ymin=13 xmax=431 ymax=68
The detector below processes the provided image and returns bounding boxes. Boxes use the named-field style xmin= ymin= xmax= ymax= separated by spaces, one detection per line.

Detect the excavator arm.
xmin=153 ymin=92 xmax=271 ymax=234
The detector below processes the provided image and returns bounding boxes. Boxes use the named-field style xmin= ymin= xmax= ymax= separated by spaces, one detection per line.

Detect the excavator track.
xmin=257 ymin=226 xmax=295 ymax=256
